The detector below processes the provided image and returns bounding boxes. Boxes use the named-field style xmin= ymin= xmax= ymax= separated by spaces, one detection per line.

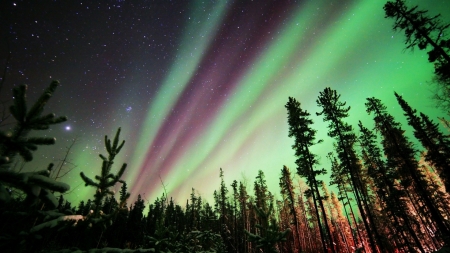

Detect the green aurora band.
xmin=66 ymin=0 xmax=450 ymax=206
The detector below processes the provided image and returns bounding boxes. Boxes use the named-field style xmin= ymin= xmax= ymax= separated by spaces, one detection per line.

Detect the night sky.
xmin=1 ymin=0 xmax=449 ymax=206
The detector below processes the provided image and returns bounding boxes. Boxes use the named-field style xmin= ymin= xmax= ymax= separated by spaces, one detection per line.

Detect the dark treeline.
xmin=1 ymin=0 xmax=450 ymax=252
xmin=2 ymin=83 xmax=450 ymax=253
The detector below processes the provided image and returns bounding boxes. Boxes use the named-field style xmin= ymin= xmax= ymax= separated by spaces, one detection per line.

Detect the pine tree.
xmin=366 ymin=96 xmax=450 ymax=247
xmin=254 ymin=170 xmax=269 ymax=212
xmin=316 ymin=87 xmax=378 ymax=253
xmin=245 ymin=202 xmax=290 ymax=253
xmin=279 ymin=165 xmax=302 ymax=252
xmin=327 ymin=152 xmax=363 ymax=251
xmin=330 ymin=191 xmax=355 ymax=253
xmin=230 ymin=180 xmax=240 ymax=251
xmin=83 ymin=199 xmax=93 ymax=216
xmin=126 ymin=194 xmax=145 ymax=247
xmin=238 ymin=181 xmax=250 ymax=253
xmin=285 ymin=96 xmax=335 ymax=253
xmin=119 ymin=181 xmax=130 ymax=210
xmin=384 ymin=0 xmax=450 ymax=83
xmin=395 ymin=92 xmax=450 ymax=192
xmin=358 ymin=120 xmax=420 ymax=252
xmin=189 ymin=188 xmax=199 ymax=230
xmin=218 ymin=168 xmax=228 ymax=223
xmin=77 ymin=200 xmax=86 ymax=215
xmin=384 ymin=0 xmax=450 ymax=113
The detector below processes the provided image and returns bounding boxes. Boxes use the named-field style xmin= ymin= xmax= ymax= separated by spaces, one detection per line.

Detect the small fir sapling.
xmin=0 ymin=81 xmax=69 ymax=208
xmin=80 ymin=127 xmax=127 ymax=218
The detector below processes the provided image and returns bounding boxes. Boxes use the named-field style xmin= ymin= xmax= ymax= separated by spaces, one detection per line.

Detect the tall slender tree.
xmin=384 ymin=0 xmax=450 ymax=83
xmin=395 ymin=92 xmax=450 ymax=192
xmin=366 ymin=96 xmax=450 ymax=247
xmin=384 ymin=0 xmax=450 ymax=112
xmin=316 ymin=87 xmax=379 ymax=253
xmin=285 ymin=96 xmax=335 ymax=253
xmin=358 ymin=120 xmax=420 ymax=252
xmin=279 ymin=165 xmax=302 ymax=252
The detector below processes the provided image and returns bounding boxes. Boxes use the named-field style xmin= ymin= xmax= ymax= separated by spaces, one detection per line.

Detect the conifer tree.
xmin=77 ymin=200 xmax=86 ymax=215
xmin=119 ymin=181 xmax=130 ymax=209
xmin=83 ymin=199 xmax=93 ymax=216
xmin=358 ymin=120 xmax=420 ymax=251
xmin=245 ymin=202 xmax=290 ymax=253
xmin=395 ymin=92 xmax=450 ymax=192
xmin=80 ymin=127 xmax=127 ymax=218
xmin=296 ymin=181 xmax=314 ymax=252
xmin=217 ymin=167 xmax=232 ymax=250
xmin=188 ymin=188 xmax=199 ymax=230
xmin=384 ymin=0 xmax=450 ymax=112
xmin=330 ymin=191 xmax=355 ymax=253
xmin=366 ymin=96 xmax=450 ymax=247
xmin=327 ymin=152 xmax=363 ymax=250
xmin=285 ymin=96 xmax=335 ymax=253
xmin=384 ymin=0 xmax=450 ymax=83
xmin=238 ymin=181 xmax=250 ymax=253
xmin=57 ymin=194 xmax=65 ymax=210
xmin=279 ymin=165 xmax=302 ymax=252
xmin=316 ymin=87 xmax=378 ymax=253
xmin=126 ymin=194 xmax=145 ymax=247
xmin=102 ymin=195 xmax=118 ymax=215
xmin=0 ymin=81 xmax=69 ymax=208
xmin=230 ymin=180 xmax=240 ymax=251
xmin=254 ymin=170 xmax=269 ymax=212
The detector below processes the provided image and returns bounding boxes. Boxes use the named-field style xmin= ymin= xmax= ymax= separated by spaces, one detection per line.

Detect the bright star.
xmin=65 ymin=126 xmax=71 ymax=131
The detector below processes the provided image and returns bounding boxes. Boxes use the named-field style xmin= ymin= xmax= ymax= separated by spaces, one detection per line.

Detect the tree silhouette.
xmin=285 ymin=96 xmax=335 ymax=253
xmin=384 ymin=0 xmax=450 ymax=112
xmin=358 ymin=120 xmax=421 ymax=252
xmin=366 ymin=96 xmax=450 ymax=248
xmin=316 ymin=87 xmax=379 ymax=253
xmin=0 ymin=81 xmax=68 ymax=208
xmin=279 ymin=165 xmax=302 ymax=252
xmin=396 ymin=92 xmax=450 ymax=191
xmin=79 ymin=127 xmax=127 ymax=218
xmin=384 ymin=0 xmax=450 ymax=82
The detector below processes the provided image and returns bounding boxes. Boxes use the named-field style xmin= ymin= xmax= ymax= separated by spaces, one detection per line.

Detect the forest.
xmin=1 ymin=0 xmax=450 ymax=252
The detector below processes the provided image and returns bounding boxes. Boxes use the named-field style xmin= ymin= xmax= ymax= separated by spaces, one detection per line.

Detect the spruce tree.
xmin=80 ymin=127 xmax=127 ymax=218
xmin=358 ymin=120 xmax=419 ymax=252
xmin=238 ymin=181 xmax=250 ymax=253
xmin=119 ymin=181 xmax=130 ymax=209
xmin=316 ymin=87 xmax=378 ymax=253
xmin=366 ymin=96 xmax=450 ymax=247
xmin=245 ymin=201 xmax=290 ymax=253
xmin=126 ymin=194 xmax=145 ymax=247
xmin=395 ymin=92 xmax=450 ymax=192
xmin=285 ymin=96 xmax=334 ymax=253
xmin=254 ymin=170 xmax=269 ymax=212
xmin=330 ymin=191 xmax=355 ymax=253
xmin=230 ymin=180 xmax=240 ymax=252
xmin=384 ymin=0 xmax=450 ymax=83
xmin=279 ymin=165 xmax=302 ymax=252
xmin=218 ymin=168 xmax=228 ymax=224
xmin=0 ymin=81 xmax=69 ymax=208
xmin=77 ymin=200 xmax=86 ymax=215
xmin=327 ymin=152 xmax=362 ymax=250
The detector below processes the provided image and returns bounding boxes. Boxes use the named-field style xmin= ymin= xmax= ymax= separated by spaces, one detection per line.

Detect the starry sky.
xmin=1 ymin=0 xmax=449 ymax=206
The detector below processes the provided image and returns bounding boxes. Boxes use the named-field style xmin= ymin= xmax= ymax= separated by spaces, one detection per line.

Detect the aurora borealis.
xmin=1 ymin=0 xmax=449 ymax=206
